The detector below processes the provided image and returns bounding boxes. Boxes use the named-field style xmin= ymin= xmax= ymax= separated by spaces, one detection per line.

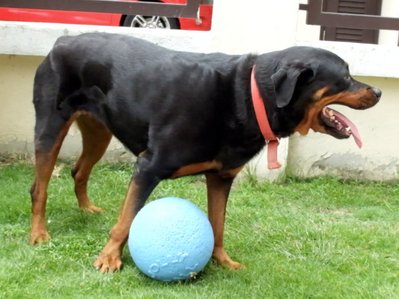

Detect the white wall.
xmin=211 ymin=1 xmax=299 ymax=53
xmin=0 ymin=55 xmax=38 ymax=155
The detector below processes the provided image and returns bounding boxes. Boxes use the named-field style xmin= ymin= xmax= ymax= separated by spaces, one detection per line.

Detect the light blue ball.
xmin=128 ymin=197 xmax=214 ymax=282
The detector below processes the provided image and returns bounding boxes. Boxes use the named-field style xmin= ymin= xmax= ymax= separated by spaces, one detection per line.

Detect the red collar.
xmin=250 ymin=67 xmax=281 ymax=169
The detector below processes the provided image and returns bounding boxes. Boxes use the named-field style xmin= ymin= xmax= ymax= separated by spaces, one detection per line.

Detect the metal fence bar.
xmin=0 ymin=0 xmax=200 ymax=18
xmin=300 ymin=0 xmax=399 ymax=31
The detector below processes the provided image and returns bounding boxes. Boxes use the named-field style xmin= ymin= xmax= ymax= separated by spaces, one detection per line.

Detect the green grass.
xmin=1 ymin=161 xmax=399 ymax=298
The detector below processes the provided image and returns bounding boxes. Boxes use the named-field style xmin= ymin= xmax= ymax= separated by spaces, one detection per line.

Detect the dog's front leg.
xmin=206 ymin=172 xmax=243 ymax=270
xmin=94 ymin=169 xmax=159 ymax=273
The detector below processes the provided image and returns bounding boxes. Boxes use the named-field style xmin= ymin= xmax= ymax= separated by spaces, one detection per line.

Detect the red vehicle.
xmin=0 ymin=0 xmax=212 ymax=31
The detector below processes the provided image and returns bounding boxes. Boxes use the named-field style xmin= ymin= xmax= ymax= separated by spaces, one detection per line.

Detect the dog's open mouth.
xmin=320 ymin=106 xmax=362 ymax=148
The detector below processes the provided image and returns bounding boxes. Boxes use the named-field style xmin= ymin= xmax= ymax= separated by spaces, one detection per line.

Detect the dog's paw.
xmin=80 ymin=204 xmax=104 ymax=213
xmin=212 ymin=246 xmax=245 ymax=270
xmin=30 ymin=230 xmax=51 ymax=245
xmin=223 ymin=259 xmax=245 ymax=270
xmin=93 ymin=252 xmax=123 ymax=273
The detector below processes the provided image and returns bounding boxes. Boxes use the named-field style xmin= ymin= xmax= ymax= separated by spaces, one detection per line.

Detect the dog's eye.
xmin=344 ymin=75 xmax=351 ymax=81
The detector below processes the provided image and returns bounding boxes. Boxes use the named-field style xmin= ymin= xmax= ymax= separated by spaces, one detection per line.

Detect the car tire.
xmin=122 ymin=15 xmax=180 ymax=29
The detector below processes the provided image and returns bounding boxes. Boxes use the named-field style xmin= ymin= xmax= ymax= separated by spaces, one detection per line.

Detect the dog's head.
xmin=254 ymin=46 xmax=381 ymax=147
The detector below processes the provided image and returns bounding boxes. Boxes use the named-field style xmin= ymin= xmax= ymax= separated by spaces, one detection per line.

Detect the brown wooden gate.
xmin=321 ymin=0 xmax=382 ymax=44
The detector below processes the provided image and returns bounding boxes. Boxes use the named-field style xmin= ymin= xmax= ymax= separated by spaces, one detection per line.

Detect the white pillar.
xmin=211 ymin=0 xmax=300 ymax=54
xmin=378 ymin=0 xmax=399 ymax=46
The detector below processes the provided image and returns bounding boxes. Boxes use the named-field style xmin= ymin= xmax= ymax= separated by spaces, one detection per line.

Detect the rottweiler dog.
xmin=30 ymin=32 xmax=381 ymax=272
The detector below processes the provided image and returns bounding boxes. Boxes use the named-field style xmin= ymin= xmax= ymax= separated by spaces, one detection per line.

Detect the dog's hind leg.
xmin=30 ymin=113 xmax=75 ymax=244
xmin=72 ymin=114 xmax=112 ymax=213
xmin=206 ymin=172 xmax=244 ymax=270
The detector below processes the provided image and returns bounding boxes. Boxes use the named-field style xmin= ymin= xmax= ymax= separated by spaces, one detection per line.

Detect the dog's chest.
xmin=215 ymin=138 xmax=264 ymax=170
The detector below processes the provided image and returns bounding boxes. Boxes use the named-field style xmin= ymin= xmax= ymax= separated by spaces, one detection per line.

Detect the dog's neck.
xmin=250 ymin=67 xmax=281 ymax=169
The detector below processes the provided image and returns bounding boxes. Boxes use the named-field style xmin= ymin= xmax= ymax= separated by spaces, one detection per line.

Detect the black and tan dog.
xmin=30 ymin=32 xmax=381 ymax=272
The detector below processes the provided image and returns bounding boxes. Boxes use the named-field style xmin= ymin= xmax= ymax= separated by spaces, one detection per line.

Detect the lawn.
xmin=1 ymin=161 xmax=399 ymax=298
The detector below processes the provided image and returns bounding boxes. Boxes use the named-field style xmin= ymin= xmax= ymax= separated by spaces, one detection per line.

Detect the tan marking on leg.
xmin=73 ymin=115 xmax=112 ymax=212
xmin=219 ymin=166 xmax=244 ymax=179
xmin=30 ymin=118 xmax=75 ymax=244
xmin=206 ymin=172 xmax=243 ymax=270
xmin=94 ymin=181 xmax=142 ymax=273
xmin=30 ymin=153 xmax=53 ymax=244
xmin=171 ymin=161 xmax=222 ymax=178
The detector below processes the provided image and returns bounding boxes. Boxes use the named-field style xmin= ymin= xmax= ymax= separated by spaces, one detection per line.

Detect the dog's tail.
xmin=48 ymin=36 xmax=112 ymax=113
xmin=58 ymin=85 xmax=108 ymax=121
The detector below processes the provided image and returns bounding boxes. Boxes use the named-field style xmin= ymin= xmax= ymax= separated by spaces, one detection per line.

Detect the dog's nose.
xmin=371 ymin=87 xmax=382 ymax=99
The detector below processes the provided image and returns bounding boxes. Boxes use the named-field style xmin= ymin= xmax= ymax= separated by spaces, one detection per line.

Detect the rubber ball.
xmin=128 ymin=197 xmax=214 ymax=282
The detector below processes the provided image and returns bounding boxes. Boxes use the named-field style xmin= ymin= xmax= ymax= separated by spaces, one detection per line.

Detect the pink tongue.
xmin=333 ymin=110 xmax=363 ymax=148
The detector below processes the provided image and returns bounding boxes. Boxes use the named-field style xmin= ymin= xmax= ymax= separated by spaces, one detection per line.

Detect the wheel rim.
xmin=129 ymin=15 xmax=172 ymax=29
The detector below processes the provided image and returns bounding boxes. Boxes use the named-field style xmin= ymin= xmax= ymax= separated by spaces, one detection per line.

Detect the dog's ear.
xmin=272 ymin=64 xmax=315 ymax=108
